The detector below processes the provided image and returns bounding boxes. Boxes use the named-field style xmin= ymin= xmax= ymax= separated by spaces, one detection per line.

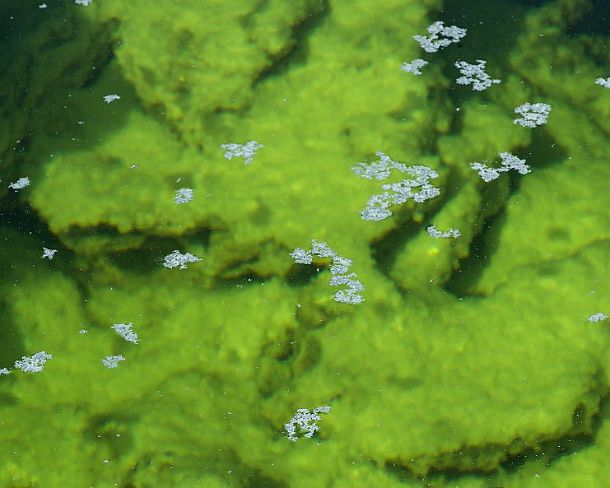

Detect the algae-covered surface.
xmin=1 ymin=0 xmax=609 ymax=486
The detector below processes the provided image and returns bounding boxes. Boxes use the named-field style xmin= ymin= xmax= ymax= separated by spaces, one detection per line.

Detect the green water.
xmin=1 ymin=0 xmax=609 ymax=486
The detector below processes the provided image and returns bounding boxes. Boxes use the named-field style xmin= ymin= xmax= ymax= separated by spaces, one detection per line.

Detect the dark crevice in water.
xmin=501 ymin=391 xmax=608 ymax=473
xmin=125 ymin=446 xmax=288 ymax=488
xmin=443 ymin=209 xmax=505 ymax=298
xmin=383 ymin=374 xmax=608 ymax=485
xmin=244 ymin=470 xmax=288 ymax=488
xmin=385 ymin=453 xmax=498 ymax=485
xmin=83 ymin=412 xmax=136 ymax=458
xmin=0 ymin=297 xmax=25 ymax=375
xmin=285 ymin=261 xmax=323 ymax=287
xmin=251 ymin=0 xmax=330 ymax=85
xmin=439 ymin=0 xmax=527 ymax=60
xmin=504 ymin=150 xmax=530 ymax=197
xmin=367 ymin=182 xmax=463 ymax=291
xmin=0 ymin=201 xmax=49 ymax=237
xmin=566 ymin=0 xmax=609 ymax=37
xmin=219 ymin=272 xmax=269 ymax=289
xmin=214 ymin=254 xmax=274 ymax=288
xmin=369 ymin=211 xmax=424 ymax=278
xmin=434 ymin=0 xmax=527 ymax=109
xmin=107 ymin=235 xmax=188 ymax=275
xmin=0 ymin=0 xmax=60 ymax=45
xmin=505 ymin=0 xmax=553 ymax=5
xmin=256 ymin=329 xmax=324 ymax=398
xmin=0 ymin=202 xmax=100 ymax=320
xmin=80 ymin=20 xmax=121 ymax=89
xmin=255 ymin=335 xmax=296 ymax=398
xmin=105 ymin=227 xmax=211 ymax=276
xmin=0 ymin=202 xmax=75 ymax=281
xmin=0 ymin=204 xmax=62 ymax=370
xmin=517 ymin=128 xmax=569 ymax=171
xmin=443 ymin=129 xmax=569 ymax=298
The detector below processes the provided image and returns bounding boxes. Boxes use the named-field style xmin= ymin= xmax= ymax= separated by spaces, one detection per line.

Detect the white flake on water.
xmin=102 ymin=94 xmax=120 ymax=103
xmin=284 ymin=405 xmax=331 ymax=441
xmin=427 ymin=225 xmax=461 ymax=239
xmin=111 ymin=322 xmax=139 ymax=344
xmin=594 ymin=77 xmax=610 ymax=88
xmin=221 ymin=141 xmax=263 ymax=164
xmin=400 ymin=58 xmax=428 ymax=75
xmin=471 ymin=152 xmax=530 ymax=182
xmin=413 ymin=21 xmax=466 ymax=53
xmin=513 ymin=103 xmax=551 ymax=128
xmin=102 ymin=355 xmax=125 ymax=369
xmin=587 ymin=312 xmax=608 ymax=323
xmin=174 ymin=188 xmax=194 ymax=204
xmin=455 ymin=60 xmax=501 ymax=91
xmin=353 ymin=152 xmax=440 ymax=221
xmin=291 ymin=241 xmax=365 ymax=304
xmin=163 ymin=250 xmax=201 ymax=270
xmin=42 ymin=247 xmax=58 ymax=259
xmin=8 ymin=177 xmax=30 ymax=191
xmin=14 ymin=351 xmax=53 ymax=373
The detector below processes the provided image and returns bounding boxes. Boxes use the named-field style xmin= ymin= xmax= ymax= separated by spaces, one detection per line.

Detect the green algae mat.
xmin=1 ymin=0 xmax=609 ymax=486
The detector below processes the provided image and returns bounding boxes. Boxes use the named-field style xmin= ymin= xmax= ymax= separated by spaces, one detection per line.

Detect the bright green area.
xmin=0 ymin=0 xmax=609 ymax=486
